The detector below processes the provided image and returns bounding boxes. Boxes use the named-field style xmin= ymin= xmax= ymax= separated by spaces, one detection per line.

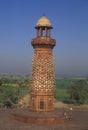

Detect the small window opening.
xmin=40 ymin=101 xmax=44 ymax=109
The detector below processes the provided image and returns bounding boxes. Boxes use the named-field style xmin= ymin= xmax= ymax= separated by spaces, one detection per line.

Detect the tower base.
xmin=11 ymin=108 xmax=72 ymax=125
xmin=30 ymin=92 xmax=54 ymax=112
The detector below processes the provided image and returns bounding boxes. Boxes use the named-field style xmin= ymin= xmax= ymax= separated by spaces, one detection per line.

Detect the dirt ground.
xmin=0 ymin=102 xmax=88 ymax=130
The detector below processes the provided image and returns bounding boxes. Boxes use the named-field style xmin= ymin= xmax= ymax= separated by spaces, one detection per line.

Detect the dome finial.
xmin=35 ymin=15 xmax=52 ymax=28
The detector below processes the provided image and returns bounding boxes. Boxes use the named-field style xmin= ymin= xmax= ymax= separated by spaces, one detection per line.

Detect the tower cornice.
xmin=31 ymin=36 xmax=56 ymax=48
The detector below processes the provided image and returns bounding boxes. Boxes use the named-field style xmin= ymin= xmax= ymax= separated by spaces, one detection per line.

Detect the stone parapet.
xmin=32 ymin=36 xmax=56 ymax=47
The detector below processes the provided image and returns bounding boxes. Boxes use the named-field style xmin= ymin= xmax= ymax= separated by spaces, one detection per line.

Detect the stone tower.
xmin=30 ymin=16 xmax=56 ymax=112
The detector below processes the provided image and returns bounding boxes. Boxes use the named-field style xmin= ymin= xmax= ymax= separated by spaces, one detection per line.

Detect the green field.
xmin=0 ymin=75 xmax=88 ymax=107
xmin=55 ymin=88 xmax=69 ymax=101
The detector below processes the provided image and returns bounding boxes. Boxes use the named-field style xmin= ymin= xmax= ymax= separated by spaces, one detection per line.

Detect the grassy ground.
xmin=55 ymin=88 xmax=69 ymax=101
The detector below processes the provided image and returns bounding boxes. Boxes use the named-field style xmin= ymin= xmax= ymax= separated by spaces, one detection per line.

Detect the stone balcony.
xmin=31 ymin=36 xmax=56 ymax=47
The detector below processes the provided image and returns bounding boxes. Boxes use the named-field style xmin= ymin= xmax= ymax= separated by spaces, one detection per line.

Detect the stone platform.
xmin=11 ymin=108 xmax=72 ymax=124
xmin=0 ymin=108 xmax=88 ymax=130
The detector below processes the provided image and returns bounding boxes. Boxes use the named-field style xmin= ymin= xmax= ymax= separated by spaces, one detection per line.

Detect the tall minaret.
xmin=30 ymin=16 xmax=56 ymax=112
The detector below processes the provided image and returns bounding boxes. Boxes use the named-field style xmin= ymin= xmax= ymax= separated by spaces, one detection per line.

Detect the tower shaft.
xmin=30 ymin=16 xmax=56 ymax=112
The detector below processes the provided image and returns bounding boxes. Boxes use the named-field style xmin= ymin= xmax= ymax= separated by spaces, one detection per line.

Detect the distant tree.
xmin=0 ymin=79 xmax=3 ymax=92
xmin=68 ymin=80 xmax=88 ymax=104
xmin=3 ymin=87 xmax=20 ymax=108
xmin=0 ymin=77 xmax=10 ymax=84
xmin=0 ymin=78 xmax=3 ymax=86
xmin=0 ymin=79 xmax=2 ymax=86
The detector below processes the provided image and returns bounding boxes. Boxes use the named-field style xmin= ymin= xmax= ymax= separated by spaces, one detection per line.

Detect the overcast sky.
xmin=0 ymin=0 xmax=88 ymax=76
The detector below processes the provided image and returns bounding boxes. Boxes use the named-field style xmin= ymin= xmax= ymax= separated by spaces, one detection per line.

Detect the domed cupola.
xmin=35 ymin=15 xmax=52 ymax=29
xmin=35 ymin=15 xmax=53 ymax=37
